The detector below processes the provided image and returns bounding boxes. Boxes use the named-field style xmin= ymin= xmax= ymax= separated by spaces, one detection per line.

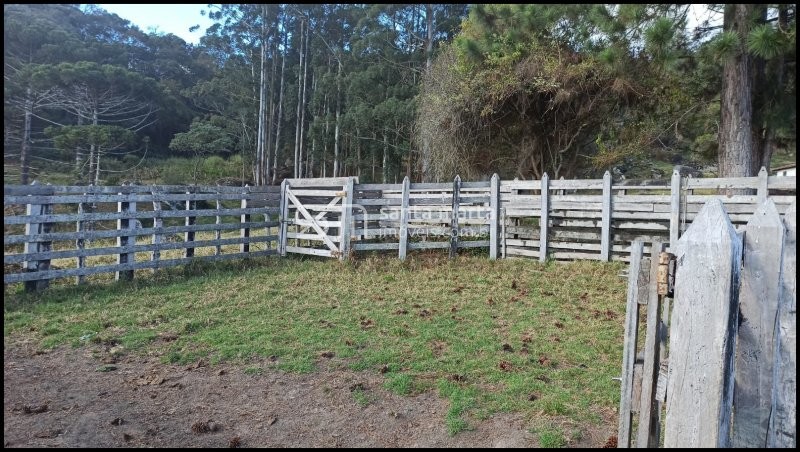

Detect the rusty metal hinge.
xmin=657 ymin=251 xmax=676 ymax=297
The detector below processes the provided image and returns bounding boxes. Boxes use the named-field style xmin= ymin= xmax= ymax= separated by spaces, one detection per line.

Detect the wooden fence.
xmin=4 ymin=183 xmax=280 ymax=290
xmin=4 ymin=167 xmax=796 ymax=288
xmin=617 ymin=199 xmax=797 ymax=448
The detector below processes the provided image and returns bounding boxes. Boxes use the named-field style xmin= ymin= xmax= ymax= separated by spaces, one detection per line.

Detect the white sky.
xmin=96 ymin=4 xmax=215 ymax=44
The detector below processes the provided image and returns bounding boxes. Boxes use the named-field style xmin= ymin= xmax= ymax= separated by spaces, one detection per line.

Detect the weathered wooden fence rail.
xmin=4 ymin=184 xmax=281 ymax=288
xmin=617 ymin=198 xmax=797 ymax=448
xmin=4 ymin=167 xmax=796 ymax=288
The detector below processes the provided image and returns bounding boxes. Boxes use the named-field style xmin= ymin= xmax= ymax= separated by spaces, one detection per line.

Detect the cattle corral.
xmin=4 ymin=166 xmax=796 ymax=289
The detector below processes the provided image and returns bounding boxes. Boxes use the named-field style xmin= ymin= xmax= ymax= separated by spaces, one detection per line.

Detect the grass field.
xmin=4 ymin=255 xmax=627 ymax=443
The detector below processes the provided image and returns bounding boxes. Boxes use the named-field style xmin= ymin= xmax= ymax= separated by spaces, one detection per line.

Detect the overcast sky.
xmin=96 ymin=4 xmax=215 ymax=44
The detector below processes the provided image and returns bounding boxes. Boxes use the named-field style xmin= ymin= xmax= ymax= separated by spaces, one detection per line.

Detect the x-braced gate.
xmin=279 ymin=177 xmax=357 ymax=260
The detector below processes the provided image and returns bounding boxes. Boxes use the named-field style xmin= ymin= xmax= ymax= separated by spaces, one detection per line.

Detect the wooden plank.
xmin=501 ymin=208 xmax=507 ymax=259
xmin=600 ymin=171 xmax=612 ymax=261
xmin=3 ymin=206 xmax=279 ymax=225
xmin=5 ymin=235 xmax=279 ymax=264
xmin=286 ymin=232 xmax=342 ymax=242
xmin=769 ymin=201 xmax=796 ymax=448
xmin=285 ymin=246 xmax=334 ymax=257
xmin=669 ymin=167 xmax=681 ymax=249
xmin=757 ymin=167 xmax=768 ymax=203
xmin=636 ymin=242 xmax=665 ymax=447
xmin=449 ymin=176 xmax=461 ymax=259
xmin=215 ymin=199 xmax=222 ymax=255
xmin=664 ymin=200 xmax=742 ymax=448
xmin=151 ymin=192 xmax=162 ymax=265
xmin=240 ymin=187 xmax=250 ymax=253
xmin=184 ymin=191 xmax=196 ymax=258
xmin=353 ymin=242 xmax=400 ymax=251
xmin=4 ymin=192 xmax=276 ymax=205
xmin=279 ymin=180 xmax=289 ymax=256
xmin=5 ymin=221 xmax=278 ymax=246
xmin=540 ymin=173 xmax=549 ymax=263
xmin=618 ymin=240 xmax=644 ymax=448
xmin=408 ymin=241 xmax=451 ymax=250
xmin=354 ymin=183 xmax=402 ymax=191
xmin=115 ymin=192 xmax=136 ymax=282
xmin=458 ymin=240 xmax=490 ymax=248
xmin=340 ymin=177 xmax=355 ymax=260
xmin=684 ymin=176 xmax=760 ymax=190
xmin=75 ymin=196 xmax=87 ymax=285
xmin=4 ymin=250 xmax=278 ymax=284
xmin=489 ymin=174 xmax=500 ymax=260
xmin=4 ymin=184 xmax=281 ymax=196
xmin=732 ymin=200 xmax=784 ymax=447
xmin=283 ymin=177 xmax=351 ymax=187
xmin=505 ymin=247 xmax=539 ymax=258
xmin=766 ymin=175 xmax=797 ymax=190
xmin=287 ymin=189 xmax=345 ymax=197
xmin=409 ymin=182 xmax=452 ymax=190
xmin=399 ymin=176 xmax=410 ymax=260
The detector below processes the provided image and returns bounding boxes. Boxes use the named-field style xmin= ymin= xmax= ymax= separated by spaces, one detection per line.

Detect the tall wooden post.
xmin=664 ymin=200 xmax=742 ymax=448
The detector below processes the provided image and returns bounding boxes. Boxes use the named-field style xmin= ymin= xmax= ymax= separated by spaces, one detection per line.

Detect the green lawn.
xmin=4 ymin=255 xmax=627 ymax=442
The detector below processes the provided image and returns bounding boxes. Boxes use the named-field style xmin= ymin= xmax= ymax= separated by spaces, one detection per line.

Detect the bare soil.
xmin=3 ymin=341 xmax=583 ymax=448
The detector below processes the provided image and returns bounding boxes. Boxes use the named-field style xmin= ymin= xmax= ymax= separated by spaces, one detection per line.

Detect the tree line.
xmin=4 ymin=4 xmax=795 ymax=186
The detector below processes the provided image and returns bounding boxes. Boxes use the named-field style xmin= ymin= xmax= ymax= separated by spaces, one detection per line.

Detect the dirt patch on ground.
xmin=4 ymin=342 xmax=550 ymax=448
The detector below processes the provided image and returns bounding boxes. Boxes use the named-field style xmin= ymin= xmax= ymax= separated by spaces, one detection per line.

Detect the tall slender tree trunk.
xmin=298 ymin=24 xmax=310 ymax=178
xmin=272 ymin=22 xmax=287 ymax=185
xmin=20 ymin=87 xmax=33 ymax=185
xmin=718 ymin=4 xmax=755 ymax=178
xmin=382 ymin=130 xmax=388 ymax=183
xmin=333 ymin=59 xmax=342 ymax=177
xmin=420 ymin=3 xmax=435 ymax=181
xmin=323 ymin=101 xmax=330 ymax=177
xmin=75 ymin=113 xmax=84 ymax=182
xmin=293 ymin=19 xmax=305 ymax=178
xmin=89 ymin=108 xmax=99 ymax=186
xmin=266 ymin=37 xmax=277 ymax=185
xmin=255 ymin=5 xmax=269 ymax=185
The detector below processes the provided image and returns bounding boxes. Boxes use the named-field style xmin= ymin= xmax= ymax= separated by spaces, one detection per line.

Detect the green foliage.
xmin=169 ymin=119 xmax=234 ymax=156
xmin=46 ymin=125 xmax=134 ymax=153
xmin=747 ymin=24 xmax=788 ymax=59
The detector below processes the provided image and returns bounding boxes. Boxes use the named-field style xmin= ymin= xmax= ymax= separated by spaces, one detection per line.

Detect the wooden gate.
xmin=279 ymin=177 xmax=356 ymax=260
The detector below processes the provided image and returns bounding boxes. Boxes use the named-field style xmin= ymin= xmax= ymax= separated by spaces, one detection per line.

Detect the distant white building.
xmin=772 ymin=163 xmax=796 ymax=177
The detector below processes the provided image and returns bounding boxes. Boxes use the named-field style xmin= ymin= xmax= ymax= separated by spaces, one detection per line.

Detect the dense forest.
xmin=3 ymin=4 xmax=796 ymax=186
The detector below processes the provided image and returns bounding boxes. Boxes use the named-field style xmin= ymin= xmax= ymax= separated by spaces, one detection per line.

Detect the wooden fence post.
xmin=75 ymin=189 xmax=88 ymax=285
xmin=600 ymin=170 xmax=612 ymax=261
xmin=732 ymin=199 xmax=784 ymax=447
xmin=618 ymin=240 xmax=645 ymax=447
xmin=215 ymin=192 xmax=222 ymax=256
xmin=399 ymin=176 xmax=410 ymax=260
xmin=279 ymin=180 xmax=288 ymax=256
xmin=669 ymin=167 xmax=681 ymax=249
xmin=185 ymin=189 xmax=196 ymax=258
xmin=756 ymin=166 xmax=768 ymax=204
xmin=637 ymin=242 xmax=666 ymax=447
xmin=116 ymin=186 xmax=136 ymax=281
xmin=240 ymin=185 xmax=250 ymax=254
xmin=769 ymin=201 xmax=796 ymax=448
xmin=23 ymin=183 xmax=52 ymax=292
xmin=500 ymin=207 xmax=507 ymax=259
xmin=340 ymin=177 xmax=355 ymax=260
xmin=664 ymin=199 xmax=742 ymax=448
xmin=449 ymin=175 xmax=461 ymax=259
xmin=489 ymin=173 xmax=500 ymax=260
xmin=539 ymin=173 xmax=549 ymax=263
xmin=151 ymin=190 xmax=162 ymax=266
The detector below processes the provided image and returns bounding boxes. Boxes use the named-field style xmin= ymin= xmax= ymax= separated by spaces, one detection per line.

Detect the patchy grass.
xmin=4 ymin=254 xmax=627 ymax=437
